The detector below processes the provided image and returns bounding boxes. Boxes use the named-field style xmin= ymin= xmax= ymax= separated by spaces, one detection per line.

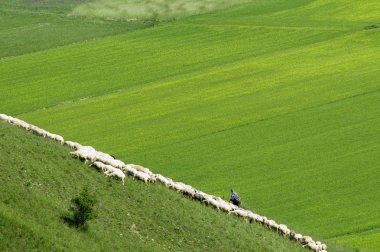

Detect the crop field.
xmin=0 ymin=0 xmax=153 ymax=58
xmin=1 ymin=0 xmax=379 ymax=251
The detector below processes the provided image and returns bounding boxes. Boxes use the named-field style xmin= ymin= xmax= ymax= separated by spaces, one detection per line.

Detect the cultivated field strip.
xmin=0 ymin=113 xmax=327 ymax=251
xmin=0 ymin=25 xmax=346 ymax=115
xmin=184 ymin=0 xmax=380 ymax=28
xmin=0 ymin=12 xmax=150 ymax=60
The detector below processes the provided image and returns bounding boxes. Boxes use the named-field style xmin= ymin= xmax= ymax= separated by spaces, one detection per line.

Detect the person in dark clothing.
xmin=230 ymin=188 xmax=241 ymax=207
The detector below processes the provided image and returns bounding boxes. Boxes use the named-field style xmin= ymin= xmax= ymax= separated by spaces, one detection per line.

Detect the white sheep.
xmin=65 ymin=141 xmax=83 ymax=150
xmin=261 ymin=216 xmax=268 ymax=225
xmin=306 ymin=241 xmax=319 ymax=251
xmin=316 ymin=241 xmax=328 ymax=252
xmin=0 ymin=114 xmax=10 ymax=121
xmin=6 ymin=117 xmax=18 ymax=124
xmin=46 ymin=132 xmax=64 ymax=144
xmin=321 ymin=243 xmax=327 ymax=251
xmin=231 ymin=208 xmax=248 ymax=218
xmin=95 ymin=154 xmax=125 ymax=169
xmin=315 ymin=241 xmax=322 ymax=250
xmin=28 ymin=125 xmax=48 ymax=137
xmin=94 ymin=154 xmax=125 ymax=169
xmin=128 ymin=164 xmax=153 ymax=175
xmin=154 ymin=174 xmax=172 ymax=185
xmin=102 ymin=165 xmax=125 ymax=185
xmin=294 ymin=233 xmax=303 ymax=242
xmin=180 ymin=184 xmax=196 ymax=197
xmin=255 ymin=215 xmax=264 ymax=223
xmin=109 ymin=159 xmax=126 ymax=169
xmin=171 ymin=182 xmax=186 ymax=192
xmin=96 ymin=150 xmax=113 ymax=159
xmin=165 ymin=179 xmax=176 ymax=188
xmin=202 ymin=195 xmax=221 ymax=210
xmin=212 ymin=198 xmax=233 ymax=212
xmin=265 ymin=219 xmax=278 ymax=231
xmin=246 ymin=211 xmax=259 ymax=223
xmin=246 ymin=211 xmax=255 ymax=219
xmin=302 ymin=236 xmax=313 ymax=245
xmin=81 ymin=146 xmax=96 ymax=152
xmin=129 ymin=169 xmax=153 ymax=183
xmin=129 ymin=167 xmax=155 ymax=183
xmin=278 ymin=224 xmax=290 ymax=236
xmin=7 ymin=117 xmax=30 ymax=130
xmin=124 ymin=164 xmax=140 ymax=178
xmin=91 ymin=161 xmax=106 ymax=171
xmin=70 ymin=149 xmax=97 ymax=163
xmin=247 ymin=211 xmax=261 ymax=222
xmin=95 ymin=154 xmax=114 ymax=165
xmin=136 ymin=171 xmax=152 ymax=183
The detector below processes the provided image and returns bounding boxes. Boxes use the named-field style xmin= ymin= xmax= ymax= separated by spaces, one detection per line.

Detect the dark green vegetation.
xmin=0 ymin=123 xmax=306 ymax=251
xmin=1 ymin=0 xmax=379 ymax=251
xmin=62 ymin=187 xmax=98 ymax=229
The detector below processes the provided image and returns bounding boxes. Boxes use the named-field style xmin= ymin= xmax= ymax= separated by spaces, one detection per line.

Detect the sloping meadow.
xmin=0 ymin=122 xmax=307 ymax=251
xmin=1 ymin=0 xmax=380 ymax=251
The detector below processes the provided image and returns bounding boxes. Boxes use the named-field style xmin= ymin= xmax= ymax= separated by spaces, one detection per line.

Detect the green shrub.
xmin=63 ymin=188 xmax=97 ymax=230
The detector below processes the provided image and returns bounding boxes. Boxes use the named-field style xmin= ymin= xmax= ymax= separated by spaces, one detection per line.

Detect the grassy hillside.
xmin=0 ymin=122 xmax=306 ymax=251
xmin=1 ymin=0 xmax=379 ymax=251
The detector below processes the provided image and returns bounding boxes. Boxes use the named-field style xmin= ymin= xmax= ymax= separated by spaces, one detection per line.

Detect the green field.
xmin=0 ymin=122 xmax=308 ymax=251
xmin=0 ymin=0 xmax=153 ymax=58
xmin=1 ymin=0 xmax=379 ymax=251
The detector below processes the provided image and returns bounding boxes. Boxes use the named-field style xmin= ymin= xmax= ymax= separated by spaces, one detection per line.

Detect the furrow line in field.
xmin=176 ymin=23 xmax=351 ymax=31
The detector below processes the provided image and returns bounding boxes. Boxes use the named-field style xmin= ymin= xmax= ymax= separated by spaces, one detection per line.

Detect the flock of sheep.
xmin=0 ymin=113 xmax=327 ymax=252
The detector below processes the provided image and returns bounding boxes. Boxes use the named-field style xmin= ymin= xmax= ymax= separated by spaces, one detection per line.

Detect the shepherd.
xmin=230 ymin=188 xmax=241 ymax=207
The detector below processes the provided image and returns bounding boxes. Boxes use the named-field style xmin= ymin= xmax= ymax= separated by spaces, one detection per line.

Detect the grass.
xmin=333 ymin=230 xmax=380 ymax=252
xmin=0 ymin=0 xmax=154 ymax=58
xmin=1 ymin=0 xmax=379 ymax=251
xmin=0 ymin=122 xmax=307 ymax=251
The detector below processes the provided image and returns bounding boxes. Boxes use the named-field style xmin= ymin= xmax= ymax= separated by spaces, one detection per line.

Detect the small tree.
xmin=63 ymin=188 xmax=97 ymax=230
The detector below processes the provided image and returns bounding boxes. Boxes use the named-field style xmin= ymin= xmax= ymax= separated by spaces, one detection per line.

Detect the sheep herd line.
xmin=0 ymin=113 xmax=327 ymax=252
